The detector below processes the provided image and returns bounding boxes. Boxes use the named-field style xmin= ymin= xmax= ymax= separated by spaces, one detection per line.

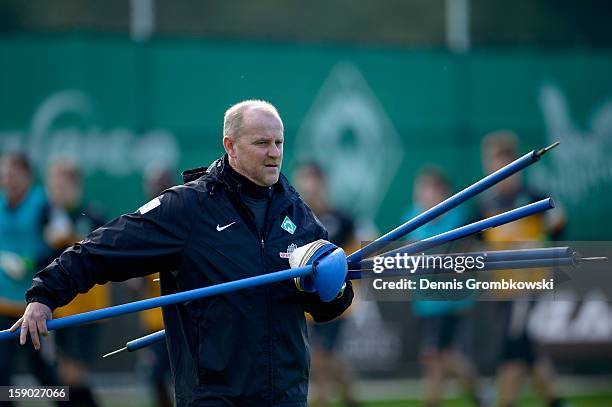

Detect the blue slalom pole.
xmin=107 ymin=248 xmax=606 ymax=356
xmin=126 ymin=329 xmax=166 ymax=351
xmin=101 ymin=199 xmax=554 ymax=356
xmin=110 ymin=250 xmax=575 ymax=356
xmin=0 ymin=265 xmax=312 ymax=341
xmin=103 ymin=329 xmax=166 ymax=358
xmin=377 ymin=198 xmax=554 ymax=259
xmin=353 ymin=246 xmax=573 ymax=272
xmin=111 ymin=251 xmax=578 ymax=356
xmin=346 ymin=142 xmax=560 ymax=268
xmin=442 ymin=247 xmax=573 ymax=262
xmin=481 ymin=257 xmax=575 ymax=270
xmin=350 ymin=256 xmax=576 ymax=279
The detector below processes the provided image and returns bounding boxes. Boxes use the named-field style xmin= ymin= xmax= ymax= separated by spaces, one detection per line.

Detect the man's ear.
xmin=223 ymin=136 xmax=236 ymax=157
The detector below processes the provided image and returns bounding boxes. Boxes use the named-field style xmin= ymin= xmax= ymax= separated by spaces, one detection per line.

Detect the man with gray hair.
xmin=13 ymin=99 xmax=354 ymax=406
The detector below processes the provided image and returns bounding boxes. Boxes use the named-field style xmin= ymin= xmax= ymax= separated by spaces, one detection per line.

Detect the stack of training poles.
xmin=0 ymin=141 xmax=606 ymax=357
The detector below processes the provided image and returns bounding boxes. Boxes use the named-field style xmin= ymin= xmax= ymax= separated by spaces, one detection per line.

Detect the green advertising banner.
xmin=1 ymin=34 xmax=611 ymax=240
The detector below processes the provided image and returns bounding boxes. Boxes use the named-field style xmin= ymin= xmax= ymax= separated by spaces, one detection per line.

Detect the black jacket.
xmin=26 ymin=156 xmax=353 ymax=406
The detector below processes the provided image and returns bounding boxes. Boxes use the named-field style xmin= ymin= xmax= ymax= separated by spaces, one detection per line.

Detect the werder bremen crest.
xmin=281 ymin=216 xmax=297 ymax=235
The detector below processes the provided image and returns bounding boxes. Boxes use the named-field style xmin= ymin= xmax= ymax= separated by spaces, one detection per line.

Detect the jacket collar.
xmin=222 ymin=156 xmax=273 ymax=199
xmin=182 ymin=154 xmax=299 ymax=202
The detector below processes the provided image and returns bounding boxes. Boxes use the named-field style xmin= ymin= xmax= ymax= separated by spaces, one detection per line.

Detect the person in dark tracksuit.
xmin=12 ymin=100 xmax=354 ymax=407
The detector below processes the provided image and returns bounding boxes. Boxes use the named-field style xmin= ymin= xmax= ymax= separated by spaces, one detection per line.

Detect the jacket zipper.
xmin=261 ymin=234 xmax=273 ymax=405
xmin=231 ymin=183 xmax=300 ymax=405
xmin=234 ymin=186 xmax=273 ymax=404
xmin=256 ymin=220 xmax=273 ymax=405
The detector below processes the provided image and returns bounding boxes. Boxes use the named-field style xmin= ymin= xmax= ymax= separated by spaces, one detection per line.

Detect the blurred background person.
xmin=127 ymin=164 xmax=176 ymax=407
xmin=45 ymin=158 xmax=107 ymax=407
xmin=0 ymin=151 xmax=62 ymax=404
xmin=404 ymin=166 xmax=486 ymax=407
xmin=293 ymin=161 xmax=360 ymax=407
xmin=479 ymin=131 xmax=567 ymax=407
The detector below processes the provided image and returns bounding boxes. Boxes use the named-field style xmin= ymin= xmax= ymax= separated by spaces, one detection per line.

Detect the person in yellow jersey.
xmin=45 ymin=159 xmax=108 ymax=407
xmin=478 ymin=131 xmax=567 ymax=407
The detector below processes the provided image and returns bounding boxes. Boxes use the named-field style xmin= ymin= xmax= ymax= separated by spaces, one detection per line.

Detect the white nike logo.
xmin=216 ymin=222 xmax=236 ymax=232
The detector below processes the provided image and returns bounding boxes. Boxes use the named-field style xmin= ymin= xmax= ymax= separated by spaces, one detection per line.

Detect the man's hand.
xmin=9 ymin=302 xmax=52 ymax=350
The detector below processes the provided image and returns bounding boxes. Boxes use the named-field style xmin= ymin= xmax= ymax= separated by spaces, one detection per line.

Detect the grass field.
xmin=15 ymin=374 xmax=612 ymax=407
xmin=325 ymin=393 xmax=612 ymax=406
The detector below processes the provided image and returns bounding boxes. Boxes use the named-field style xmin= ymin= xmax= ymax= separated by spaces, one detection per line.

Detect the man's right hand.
xmin=9 ymin=302 xmax=52 ymax=350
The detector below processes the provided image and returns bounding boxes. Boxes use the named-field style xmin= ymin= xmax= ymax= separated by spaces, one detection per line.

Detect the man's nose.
xmin=268 ymin=145 xmax=282 ymax=158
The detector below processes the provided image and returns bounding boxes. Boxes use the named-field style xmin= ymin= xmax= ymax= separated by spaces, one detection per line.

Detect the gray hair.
xmin=223 ymin=100 xmax=281 ymax=140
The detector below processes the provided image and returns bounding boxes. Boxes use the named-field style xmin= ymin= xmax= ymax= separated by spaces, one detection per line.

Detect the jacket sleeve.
xmin=26 ymin=187 xmax=195 ymax=311
xmin=299 ymin=280 xmax=354 ymax=323
xmin=297 ymin=216 xmax=354 ymax=323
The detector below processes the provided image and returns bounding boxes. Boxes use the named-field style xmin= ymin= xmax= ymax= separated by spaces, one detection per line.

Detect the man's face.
xmin=225 ymin=108 xmax=284 ymax=186
xmin=414 ymin=176 xmax=448 ymax=210
xmin=294 ymin=167 xmax=325 ymax=208
xmin=483 ymin=152 xmax=513 ymax=175
xmin=0 ymin=156 xmax=31 ymax=203
xmin=144 ymin=169 xmax=174 ymax=199
xmin=483 ymin=152 xmax=520 ymax=195
xmin=46 ymin=167 xmax=81 ymax=208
